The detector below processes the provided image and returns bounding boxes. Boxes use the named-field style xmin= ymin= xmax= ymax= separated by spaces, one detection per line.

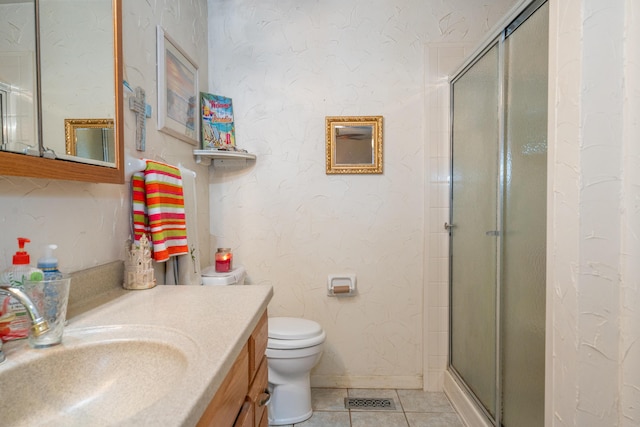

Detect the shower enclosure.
xmin=448 ymin=1 xmax=548 ymax=425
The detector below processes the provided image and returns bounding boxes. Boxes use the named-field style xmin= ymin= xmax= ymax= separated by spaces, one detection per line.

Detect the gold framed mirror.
xmin=65 ymin=119 xmax=115 ymax=164
xmin=325 ymin=116 xmax=383 ymax=174
xmin=0 ymin=0 xmax=123 ymax=184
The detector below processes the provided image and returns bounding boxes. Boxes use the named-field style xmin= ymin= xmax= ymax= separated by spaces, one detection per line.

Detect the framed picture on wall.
xmin=157 ymin=26 xmax=199 ymax=145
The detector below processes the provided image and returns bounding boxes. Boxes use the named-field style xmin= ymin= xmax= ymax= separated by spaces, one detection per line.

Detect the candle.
xmin=215 ymin=248 xmax=233 ymax=272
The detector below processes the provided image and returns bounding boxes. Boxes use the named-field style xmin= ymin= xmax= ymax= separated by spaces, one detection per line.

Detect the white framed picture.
xmin=156 ymin=26 xmax=199 ymax=145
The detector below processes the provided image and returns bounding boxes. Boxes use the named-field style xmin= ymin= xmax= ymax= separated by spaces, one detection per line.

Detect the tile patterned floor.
xmin=270 ymin=388 xmax=464 ymax=427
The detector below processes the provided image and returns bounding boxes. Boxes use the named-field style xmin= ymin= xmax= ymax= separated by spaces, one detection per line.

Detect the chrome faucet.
xmin=0 ymin=286 xmax=49 ymax=363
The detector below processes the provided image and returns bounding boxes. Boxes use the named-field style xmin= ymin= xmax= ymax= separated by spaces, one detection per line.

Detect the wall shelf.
xmin=193 ymin=149 xmax=257 ymax=166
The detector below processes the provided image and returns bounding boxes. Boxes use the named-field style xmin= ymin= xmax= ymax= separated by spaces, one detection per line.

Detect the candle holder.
xmin=215 ymin=248 xmax=233 ymax=273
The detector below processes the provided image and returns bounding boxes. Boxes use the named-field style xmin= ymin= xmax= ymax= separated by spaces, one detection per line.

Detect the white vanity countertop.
xmin=1 ymin=284 xmax=273 ymax=426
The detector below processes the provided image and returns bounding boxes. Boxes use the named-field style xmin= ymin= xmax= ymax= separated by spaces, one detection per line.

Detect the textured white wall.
xmin=0 ymin=1 xmax=211 ymax=278
xmin=207 ymin=0 xmax=514 ymax=388
xmin=620 ymin=0 xmax=640 ymax=422
xmin=547 ymin=0 xmax=640 ymax=424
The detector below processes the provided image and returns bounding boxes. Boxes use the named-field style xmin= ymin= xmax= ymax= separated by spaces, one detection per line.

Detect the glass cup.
xmin=23 ymin=278 xmax=71 ymax=348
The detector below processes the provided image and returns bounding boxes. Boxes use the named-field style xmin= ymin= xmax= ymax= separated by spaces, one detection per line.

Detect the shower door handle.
xmin=485 ymin=230 xmax=500 ymax=236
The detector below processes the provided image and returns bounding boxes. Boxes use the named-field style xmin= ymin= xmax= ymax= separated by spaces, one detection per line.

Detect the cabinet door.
xmin=197 ymin=344 xmax=249 ymax=427
xmin=233 ymin=400 xmax=254 ymax=427
xmin=248 ymin=357 xmax=269 ymax=426
xmin=257 ymin=408 xmax=269 ymax=427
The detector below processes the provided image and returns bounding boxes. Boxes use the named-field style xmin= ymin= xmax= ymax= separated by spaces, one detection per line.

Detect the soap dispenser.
xmin=0 ymin=237 xmax=44 ymax=342
xmin=37 ymin=244 xmax=63 ymax=280
xmin=0 ymin=237 xmax=43 ymax=287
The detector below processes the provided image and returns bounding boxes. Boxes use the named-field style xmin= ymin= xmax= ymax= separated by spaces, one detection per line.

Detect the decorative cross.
xmin=129 ymin=86 xmax=147 ymax=151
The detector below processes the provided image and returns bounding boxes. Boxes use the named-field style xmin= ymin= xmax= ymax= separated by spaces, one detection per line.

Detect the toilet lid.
xmin=268 ymin=317 xmax=323 ymax=340
xmin=267 ymin=330 xmax=326 ymax=350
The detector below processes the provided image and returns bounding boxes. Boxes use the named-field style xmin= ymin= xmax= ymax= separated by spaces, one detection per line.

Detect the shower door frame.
xmin=447 ymin=0 xmax=548 ymax=425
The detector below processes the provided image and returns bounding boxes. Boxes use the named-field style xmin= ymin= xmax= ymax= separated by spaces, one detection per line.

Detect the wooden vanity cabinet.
xmin=198 ymin=311 xmax=269 ymax=427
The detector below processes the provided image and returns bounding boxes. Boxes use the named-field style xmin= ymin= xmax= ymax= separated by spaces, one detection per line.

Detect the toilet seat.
xmin=268 ymin=317 xmax=326 ymax=350
xmin=268 ymin=333 xmax=326 ymax=350
xmin=268 ymin=317 xmax=323 ymax=339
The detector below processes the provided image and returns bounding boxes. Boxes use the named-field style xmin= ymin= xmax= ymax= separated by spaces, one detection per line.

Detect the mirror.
xmin=65 ymin=119 xmax=115 ymax=164
xmin=325 ymin=116 xmax=383 ymax=174
xmin=40 ymin=0 xmax=115 ymax=165
xmin=0 ymin=0 xmax=123 ymax=184
xmin=0 ymin=1 xmax=38 ymax=156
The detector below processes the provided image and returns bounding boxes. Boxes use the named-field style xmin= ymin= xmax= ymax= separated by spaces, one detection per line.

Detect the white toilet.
xmin=266 ymin=317 xmax=326 ymax=425
xmin=200 ymin=265 xmax=246 ymax=286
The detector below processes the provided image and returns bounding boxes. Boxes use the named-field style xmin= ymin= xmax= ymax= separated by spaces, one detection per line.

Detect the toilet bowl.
xmin=266 ymin=317 xmax=326 ymax=425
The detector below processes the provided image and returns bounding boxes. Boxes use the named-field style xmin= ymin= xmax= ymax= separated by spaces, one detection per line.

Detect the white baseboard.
xmin=443 ymin=370 xmax=492 ymax=427
xmin=311 ymin=375 xmax=423 ymax=389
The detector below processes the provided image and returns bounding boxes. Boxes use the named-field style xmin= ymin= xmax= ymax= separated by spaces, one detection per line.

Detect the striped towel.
xmin=132 ymin=160 xmax=189 ymax=262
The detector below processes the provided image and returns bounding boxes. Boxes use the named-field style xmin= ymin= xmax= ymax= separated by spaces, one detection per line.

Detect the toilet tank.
xmin=201 ymin=265 xmax=246 ymax=286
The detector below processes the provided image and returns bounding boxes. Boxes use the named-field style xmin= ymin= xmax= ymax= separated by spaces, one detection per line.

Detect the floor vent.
xmin=344 ymin=397 xmax=396 ymax=410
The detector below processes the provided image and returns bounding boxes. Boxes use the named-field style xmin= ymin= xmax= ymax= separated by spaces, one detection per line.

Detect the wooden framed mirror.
xmin=0 ymin=0 xmax=123 ymax=184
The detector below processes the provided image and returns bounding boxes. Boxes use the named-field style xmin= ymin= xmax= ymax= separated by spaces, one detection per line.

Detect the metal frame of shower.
xmin=446 ymin=0 xmax=547 ymax=425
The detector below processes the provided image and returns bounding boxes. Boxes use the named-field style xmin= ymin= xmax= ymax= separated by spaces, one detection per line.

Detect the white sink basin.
xmin=0 ymin=325 xmax=199 ymax=427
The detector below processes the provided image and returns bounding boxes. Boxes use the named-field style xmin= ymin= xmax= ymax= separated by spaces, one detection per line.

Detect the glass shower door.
xmin=448 ymin=1 xmax=548 ymax=425
xmin=449 ymin=42 xmax=501 ymax=419
xmin=501 ymin=2 xmax=548 ymax=425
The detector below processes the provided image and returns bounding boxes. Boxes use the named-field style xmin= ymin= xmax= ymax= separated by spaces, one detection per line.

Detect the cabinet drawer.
xmin=197 ymin=343 xmax=249 ymax=427
xmin=248 ymin=356 xmax=269 ymax=427
xmin=249 ymin=311 xmax=268 ymax=380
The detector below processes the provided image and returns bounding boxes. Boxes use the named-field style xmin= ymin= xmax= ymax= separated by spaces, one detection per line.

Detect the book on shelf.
xmin=200 ymin=92 xmax=235 ymax=150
